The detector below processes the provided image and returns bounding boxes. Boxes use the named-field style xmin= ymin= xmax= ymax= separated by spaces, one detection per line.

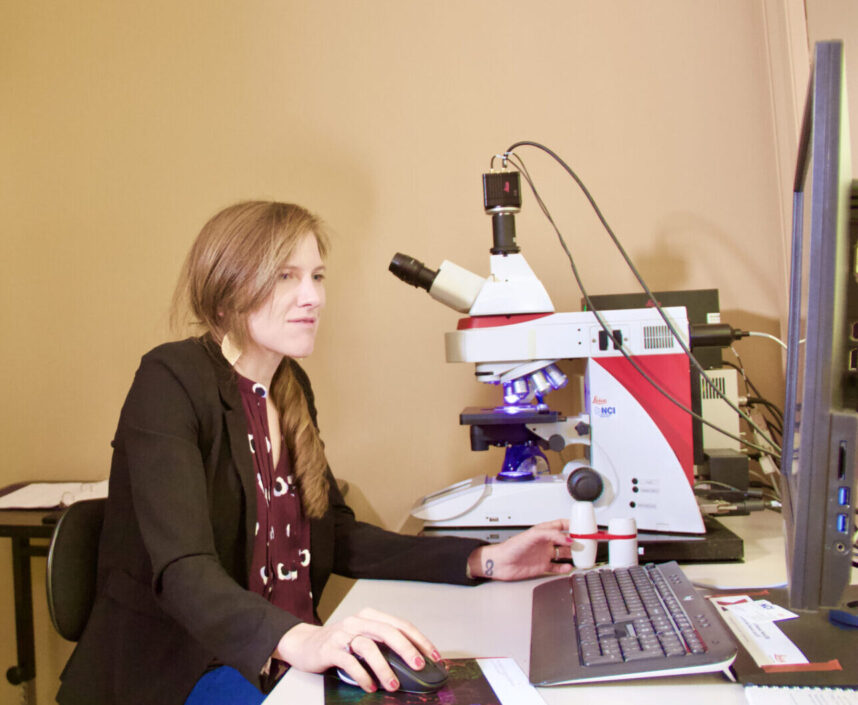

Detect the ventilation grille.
xmin=642 ymin=324 xmax=673 ymax=350
xmin=700 ymin=375 xmax=726 ymax=400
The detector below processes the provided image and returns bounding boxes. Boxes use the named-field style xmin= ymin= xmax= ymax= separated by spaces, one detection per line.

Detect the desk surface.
xmin=266 ymin=511 xmax=804 ymax=704
xmin=0 ymin=482 xmax=63 ymax=538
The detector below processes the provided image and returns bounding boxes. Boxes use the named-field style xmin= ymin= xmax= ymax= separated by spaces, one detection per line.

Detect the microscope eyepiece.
xmin=389 ymin=253 xmax=438 ymax=292
xmin=389 ymin=254 xmax=485 ymax=313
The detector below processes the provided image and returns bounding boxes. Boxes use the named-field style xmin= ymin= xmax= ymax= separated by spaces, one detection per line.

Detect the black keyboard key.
xmin=623 ymin=648 xmax=661 ymax=662
xmin=581 ymin=651 xmax=624 ymax=666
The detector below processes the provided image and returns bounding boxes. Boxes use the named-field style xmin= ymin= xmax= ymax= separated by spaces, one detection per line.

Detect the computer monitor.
xmin=781 ymin=40 xmax=857 ymax=611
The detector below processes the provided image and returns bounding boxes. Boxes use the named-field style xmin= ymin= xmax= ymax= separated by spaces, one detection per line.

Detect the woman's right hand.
xmin=274 ymin=607 xmax=442 ymax=693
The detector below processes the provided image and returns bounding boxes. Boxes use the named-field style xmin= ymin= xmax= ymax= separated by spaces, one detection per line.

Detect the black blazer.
xmin=57 ymin=336 xmax=484 ymax=705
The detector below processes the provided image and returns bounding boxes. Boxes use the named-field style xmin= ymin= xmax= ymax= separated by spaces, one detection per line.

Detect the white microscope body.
xmin=391 ymin=169 xmax=705 ymax=535
xmin=409 ymin=306 xmax=703 ymax=533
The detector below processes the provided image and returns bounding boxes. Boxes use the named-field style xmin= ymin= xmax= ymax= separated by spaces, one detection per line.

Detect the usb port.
xmin=838 ymin=486 xmax=850 ymax=506
xmin=852 ymin=321 xmax=858 ymax=340
xmin=836 ymin=513 xmax=849 ymax=533
xmin=850 ymin=349 xmax=858 ymax=371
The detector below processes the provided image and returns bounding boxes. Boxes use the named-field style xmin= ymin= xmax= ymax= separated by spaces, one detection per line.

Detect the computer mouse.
xmin=336 ymin=642 xmax=449 ymax=694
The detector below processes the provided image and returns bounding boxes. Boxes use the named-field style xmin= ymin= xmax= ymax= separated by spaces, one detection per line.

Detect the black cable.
xmin=721 ymin=360 xmax=785 ymax=458
xmin=508 ymin=154 xmax=779 ymax=456
xmin=504 ymin=144 xmax=781 ymax=458
xmin=694 ymin=480 xmax=749 ymax=494
xmin=745 ymin=397 xmax=784 ymax=440
xmin=506 ymin=141 xmax=782 ymax=456
xmin=720 ymin=361 xmax=785 ymax=426
xmin=746 ymin=397 xmax=784 ymax=426
xmin=507 ymin=152 xmax=777 ymax=455
xmin=505 ymin=141 xmax=781 ymax=456
xmin=746 ymin=405 xmax=784 ymax=445
xmin=721 ymin=359 xmax=785 ymax=458
xmin=722 ymin=360 xmax=764 ymax=396
xmin=507 ymin=154 xmax=747 ymax=446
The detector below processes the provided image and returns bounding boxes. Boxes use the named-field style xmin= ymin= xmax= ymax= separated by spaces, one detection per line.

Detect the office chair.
xmin=46 ymin=497 xmax=105 ymax=641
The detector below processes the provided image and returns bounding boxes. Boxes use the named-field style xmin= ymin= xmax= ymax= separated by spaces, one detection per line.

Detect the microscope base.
xmin=410 ymin=475 xmax=572 ymax=528
xmin=410 ymin=472 xmax=705 ymax=534
xmin=420 ymin=516 xmax=744 ymax=563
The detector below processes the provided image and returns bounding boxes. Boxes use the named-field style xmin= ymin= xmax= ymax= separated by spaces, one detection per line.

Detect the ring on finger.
xmin=345 ymin=634 xmax=359 ymax=653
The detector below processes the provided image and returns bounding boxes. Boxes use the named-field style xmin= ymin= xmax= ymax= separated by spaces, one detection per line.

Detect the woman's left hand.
xmin=467 ymin=518 xmax=574 ymax=581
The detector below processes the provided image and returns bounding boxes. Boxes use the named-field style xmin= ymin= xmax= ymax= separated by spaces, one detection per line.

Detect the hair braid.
xmin=271 ymin=363 xmax=329 ymax=518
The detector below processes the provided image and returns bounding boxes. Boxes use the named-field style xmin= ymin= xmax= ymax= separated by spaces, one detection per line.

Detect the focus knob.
xmin=566 ymin=467 xmax=603 ymax=502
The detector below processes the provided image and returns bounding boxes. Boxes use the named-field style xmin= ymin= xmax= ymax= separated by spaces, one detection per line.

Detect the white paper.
xmin=728 ymin=599 xmax=799 ymax=624
xmin=708 ymin=595 xmax=808 ymax=668
xmin=0 ymin=481 xmax=108 ymax=509
xmin=745 ymin=685 xmax=858 ymax=705
xmin=479 ymin=658 xmax=547 ymax=705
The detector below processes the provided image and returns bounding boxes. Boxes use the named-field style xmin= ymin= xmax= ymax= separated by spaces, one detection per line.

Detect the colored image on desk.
xmin=324 ymin=658 xmax=501 ymax=705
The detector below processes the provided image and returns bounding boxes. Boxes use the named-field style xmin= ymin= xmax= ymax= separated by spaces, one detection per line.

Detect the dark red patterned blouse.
xmin=236 ymin=373 xmax=317 ymax=625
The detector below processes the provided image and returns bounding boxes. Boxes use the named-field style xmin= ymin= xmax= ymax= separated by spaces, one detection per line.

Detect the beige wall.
xmin=0 ymin=1 xmax=818 ymax=701
xmin=806 ymin=0 xmax=858 ymax=176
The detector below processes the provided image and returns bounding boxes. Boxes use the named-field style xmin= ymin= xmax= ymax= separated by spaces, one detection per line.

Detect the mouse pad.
xmin=323 ymin=658 xmax=502 ymax=704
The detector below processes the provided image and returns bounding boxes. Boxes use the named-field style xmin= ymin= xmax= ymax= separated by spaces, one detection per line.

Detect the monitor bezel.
xmin=780 ymin=40 xmax=856 ymax=611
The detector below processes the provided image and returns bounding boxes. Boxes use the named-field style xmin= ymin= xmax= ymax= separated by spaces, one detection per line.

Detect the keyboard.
xmin=529 ymin=561 xmax=737 ymax=685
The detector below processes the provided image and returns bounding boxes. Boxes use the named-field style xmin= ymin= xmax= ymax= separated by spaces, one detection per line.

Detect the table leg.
xmin=6 ymin=536 xmax=37 ymax=702
xmin=16 ymin=680 xmax=36 ymax=705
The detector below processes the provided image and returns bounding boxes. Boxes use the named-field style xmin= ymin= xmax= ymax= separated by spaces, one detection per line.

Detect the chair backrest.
xmin=46 ymin=497 xmax=106 ymax=641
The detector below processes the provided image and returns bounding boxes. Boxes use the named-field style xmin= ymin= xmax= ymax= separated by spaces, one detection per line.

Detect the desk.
xmin=265 ymin=512 xmax=792 ymax=704
xmin=0 ymin=507 xmax=58 ymax=704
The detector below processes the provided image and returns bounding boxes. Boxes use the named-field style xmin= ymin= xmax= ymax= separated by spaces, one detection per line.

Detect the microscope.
xmin=390 ymin=170 xmax=704 ymax=535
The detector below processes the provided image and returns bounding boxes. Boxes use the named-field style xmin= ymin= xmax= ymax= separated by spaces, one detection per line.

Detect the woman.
xmin=56 ymin=201 xmax=573 ymax=704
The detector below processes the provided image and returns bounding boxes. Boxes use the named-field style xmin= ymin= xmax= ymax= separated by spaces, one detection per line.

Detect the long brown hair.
xmin=173 ymin=201 xmax=330 ymax=518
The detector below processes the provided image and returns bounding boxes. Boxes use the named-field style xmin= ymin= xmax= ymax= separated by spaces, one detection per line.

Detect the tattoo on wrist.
xmin=485 ymin=559 xmax=494 ymax=577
